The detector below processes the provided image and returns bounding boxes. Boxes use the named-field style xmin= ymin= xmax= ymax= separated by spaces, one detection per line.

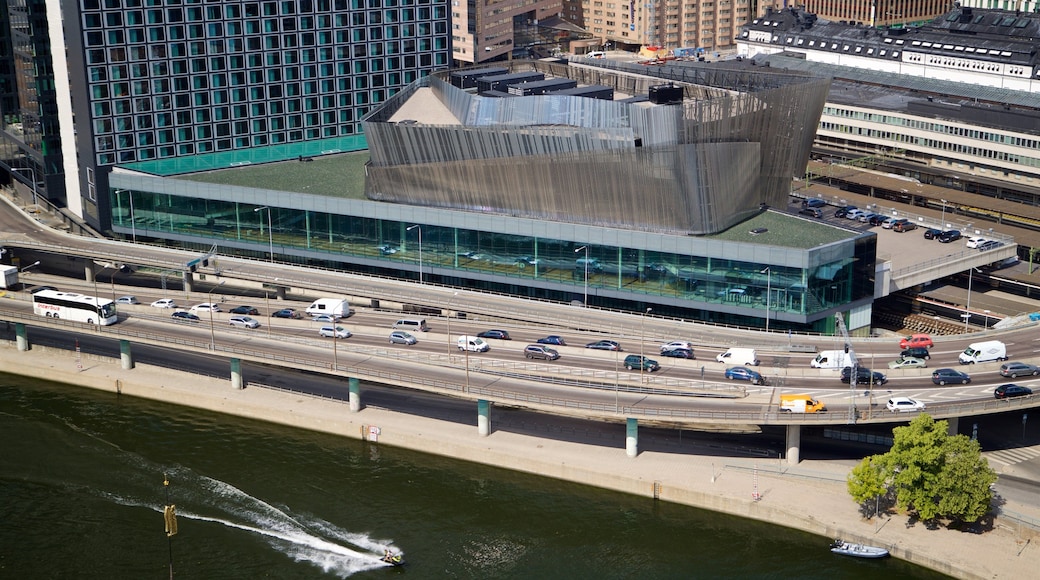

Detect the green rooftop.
xmin=705 ymin=209 xmax=863 ymax=249
xmin=176 ymin=150 xmax=370 ymax=199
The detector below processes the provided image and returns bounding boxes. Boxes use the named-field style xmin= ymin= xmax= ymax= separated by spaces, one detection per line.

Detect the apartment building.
xmin=582 ymin=0 xmax=752 ymax=53
xmin=450 ymin=0 xmax=563 ymax=64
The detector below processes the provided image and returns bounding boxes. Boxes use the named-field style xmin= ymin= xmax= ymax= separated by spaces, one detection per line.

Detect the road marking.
xmin=984 ymin=445 xmax=1040 ymax=469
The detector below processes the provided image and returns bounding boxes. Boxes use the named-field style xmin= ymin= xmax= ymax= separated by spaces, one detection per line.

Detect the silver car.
xmin=319 ymin=325 xmax=351 ymax=338
xmin=389 ymin=331 xmax=417 ymax=345
xmin=228 ymin=316 xmax=260 ymax=329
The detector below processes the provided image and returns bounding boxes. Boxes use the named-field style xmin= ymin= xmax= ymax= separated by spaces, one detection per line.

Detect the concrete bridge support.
xmin=626 ymin=418 xmax=638 ymax=457
xmin=786 ymin=424 xmax=801 ymax=465
xmin=349 ymin=377 xmax=360 ymax=412
xmin=119 ymin=340 xmax=134 ymax=370
xmin=15 ymin=323 xmax=28 ymax=351
xmin=85 ymin=262 xmax=97 ymax=283
xmin=477 ymin=399 xmax=491 ymax=436
xmin=947 ymin=416 xmax=960 ymax=436
xmin=183 ymin=271 xmax=194 ymax=293
xmin=230 ymin=358 xmax=243 ymax=389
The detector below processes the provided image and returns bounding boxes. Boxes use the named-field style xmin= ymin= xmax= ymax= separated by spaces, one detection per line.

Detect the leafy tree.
xmin=846 ymin=414 xmax=997 ymax=524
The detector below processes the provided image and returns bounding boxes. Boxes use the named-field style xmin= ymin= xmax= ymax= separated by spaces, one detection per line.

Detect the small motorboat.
xmin=829 ymin=538 xmax=889 ymax=559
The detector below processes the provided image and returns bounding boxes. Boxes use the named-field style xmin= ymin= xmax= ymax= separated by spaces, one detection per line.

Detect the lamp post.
xmin=19 ymin=260 xmax=40 ymax=273
xmin=208 ymin=280 xmax=226 ymax=350
xmin=407 ymin=224 xmax=423 ymax=284
xmin=12 ymin=166 xmax=37 ymax=208
xmin=640 ymin=307 xmax=652 ymax=384
xmin=447 ymin=291 xmax=459 ymax=355
xmin=940 ymin=199 xmax=947 ymax=229
xmin=761 ymin=267 xmax=771 ymax=333
xmin=574 ymin=245 xmax=589 ymax=306
xmin=253 ymin=206 xmax=274 ymax=263
xmin=964 ymin=268 xmax=980 ymax=332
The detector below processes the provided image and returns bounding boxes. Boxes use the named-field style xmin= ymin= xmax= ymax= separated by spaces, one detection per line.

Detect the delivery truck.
xmin=457 ymin=335 xmax=491 ymax=352
xmin=716 ymin=347 xmax=759 ymax=366
xmin=810 ymin=350 xmax=854 ymax=369
xmin=0 ymin=265 xmax=17 ymax=289
xmin=958 ymin=340 xmax=1007 ymax=364
xmin=305 ymin=298 xmax=353 ymax=318
xmin=779 ymin=394 xmax=827 ymax=413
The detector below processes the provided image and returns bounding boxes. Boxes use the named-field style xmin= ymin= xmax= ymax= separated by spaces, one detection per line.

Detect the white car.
xmin=887 ymin=397 xmax=925 ymax=412
xmin=115 ymin=295 xmax=140 ymax=305
xmin=151 ymin=298 xmax=178 ymax=309
xmin=319 ymin=325 xmax=351 ymax=338
xmin=660 ymin=340 xmax=694 ymax=353
xmin=965 ymin=236 xmax=987 ymax=249
xmin=844 ymin=209 xmax=866 ymax=220
xmin=228 ymin=316 xmax=260 ymax=329
xmin=881 ymin=217 xmax=900 ymax=229
xmin=190 ymin=303 xmax=222 ymax=313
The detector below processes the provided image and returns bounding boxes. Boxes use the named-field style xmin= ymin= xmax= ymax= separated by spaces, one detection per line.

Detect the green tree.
xmin=846 ymin=414 xmax=997 ymax=524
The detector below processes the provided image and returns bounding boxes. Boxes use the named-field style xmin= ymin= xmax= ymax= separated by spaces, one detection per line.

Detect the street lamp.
xmin=407 ymin=224 xmax=423 ymax=284
xmin=940 ymin=199 xmax=947 ymax=229
xmin=11 ymin=166 xmax=38 ymax=208
xmin=964 ymin=267 xmax=980 ymax=332
xmin=574 ymin=245 xmax=589 ymax=306
xmin=19 ymin=260 xmax=40 ymax=273
xmin=253 ymin=206 xmax=274 ymax=263
xmin=208 ymin=280 xmax=226 ymax=350
xmin=761 ymin=267 xmax=771 ymax=333
xmin=446 ymin=291 xmax=459 ymax=355
xmin=640 ymin=307 xmax=652 ymax=384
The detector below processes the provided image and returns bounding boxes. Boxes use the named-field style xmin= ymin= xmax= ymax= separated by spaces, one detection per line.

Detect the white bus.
xmin=31 ymin=290 xmax=118 ymax=326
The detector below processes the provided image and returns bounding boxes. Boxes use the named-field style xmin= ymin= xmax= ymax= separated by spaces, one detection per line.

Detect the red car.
xmin=899 ymin=333 xmax=933 ymax=349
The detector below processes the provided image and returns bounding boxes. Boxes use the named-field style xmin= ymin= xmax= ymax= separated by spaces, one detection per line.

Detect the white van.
xmin=958 ymin=340 xmax=1007 ymax=364
xmin=810 ymin=350 xmax=854 ymax=369
xmin=457 ymin=335 xmax=490 ymax=352
xmin=394 ymin=318 xmax=429 ymax=332
xmin=716 ymin=347 xmax=759 ymax=366
xmin=305 ymin=298 xmax=352 ymax=318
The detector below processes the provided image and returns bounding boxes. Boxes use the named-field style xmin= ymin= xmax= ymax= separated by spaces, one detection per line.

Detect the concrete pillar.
xmin=119 ymin=339 xmax=135 ymax=370
xmin=85 ymin=262 xmax=97 ymax=283
xmin=348 ymin=377 xmax=360 ymax=412
xmin=276 ymin=285 xmax=286 ymax=300
xmin=947 ymin=416 xmax=960 ymax=436
xmin=183 ymin=271 xmax=194 ymax=293
xmin=786 ymin=424 xmax=801 ymax=465
xmin=15 ymin=322 xmax=28 ymax=351
xmin=477 ymin=399 xmax=491 ymax=436
xmin=626 ymin=417 xmax=638 ymax=457
xmin=230 ymin=358 xmax=243 ymax=389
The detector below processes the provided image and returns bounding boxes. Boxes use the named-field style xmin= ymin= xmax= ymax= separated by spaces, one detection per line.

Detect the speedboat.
xmin=829 ymin=538 xmax=889 ymax=559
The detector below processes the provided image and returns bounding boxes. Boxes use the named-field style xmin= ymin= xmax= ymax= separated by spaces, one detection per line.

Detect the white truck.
xmin=0 ymin=265 xmax=17 ymax=289
xmin=716 ymin=347 xmax=759 ymax=366
xmin=810 ymin=350 xmax=855 ymax=369
xmin=305 ymin=298 xmax=353 ymax=318
xmin=958 ymin=340 xmax=1007 ymax=364
xmin=457 ymin=335 xmax=490 ymax=352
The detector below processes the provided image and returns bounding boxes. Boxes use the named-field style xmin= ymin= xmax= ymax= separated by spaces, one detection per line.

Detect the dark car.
xmin=660 ymin=348 xmax=695 ymax=359
xmin=229 ymin=305 xmax=260 ymax=315
xmin=900 ymin=347 xmax=931 ymax=360
xmin=171 ymin=311 xmax=200 ymax=323
xmin=923 ymin=228 xmax=943 ymax=240
xmin=802 ymin=198 xmax=827 ymax=208
xmin=977 ymin=240 xmax=1004 ymax=252
xmin=524 ymin=344 xmax=560 ymax=360
xmin=725 ymin=366 xmax=763 ymax=384
xmin=834 ymin=206 xmax=857 ymax=218
xmin=798 ymin=207 xmax=822 ymax=218
xmin=869 ymin=214 xmax=888 ymax=227
xmin=932 ymin=368 xmax=971 ymax=385
xmin=536 ymin=335 xmax=567 ymax=346
xmin=938 ymin=230 xmax=962 ymax=243
xmin=994 ymin=384 xmax=1033 ymax=399
xmin=624 ymin=354 xmax=660 ymax=372
xmin=477 ymin=329 xmax=511 ymax=340
xmin=271 ymin=308 xmax=302 ymax=319
xmin=999 ymin=362 xmax=1039 ymax=378
xmin=840 ymin=367 xmax=887 ymax=385
xmin=585 ymin=340 xmax=622 ymax=351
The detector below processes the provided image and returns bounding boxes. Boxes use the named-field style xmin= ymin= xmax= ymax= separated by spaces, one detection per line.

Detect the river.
xmin=0 ymin=374 xmax=948 ymax=579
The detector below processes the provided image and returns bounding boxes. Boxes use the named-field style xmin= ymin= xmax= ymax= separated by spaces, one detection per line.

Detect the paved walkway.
xmin=3 ymin=342 xmax=1038 ymax=579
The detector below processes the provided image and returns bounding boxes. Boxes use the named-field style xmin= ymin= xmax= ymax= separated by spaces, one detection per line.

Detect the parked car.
xmin=881 ymin=217 xmax=901 ymax=229
xmin=660 ymin=348 xmax=695 ymax=359
xmin=311 ymin=314 xmax=340 ymax=323
xmin=899 ymin=333 xmax=933 ymax=349
xmin=999 ymin=362 xmax=1039 ymax=378
xmin=857 ymin=212 xmax=878 ymax=223
xmin=725 ymin=366 xmax=763 ymax=384
xmin=660 ymin=340 xmax=694 ymax=353
xmin=965 ymin=236 xmax=988 ymax=249
xmin=228 ymin=316 xmax=260 ymax=329
xmin=624 ymin=354 xmax=660 ymax=372
xmin=190 ymin=303 xmax=221 ymax=313
xmin=171 ymin=311 xmax=200 ymax=323
xmin=272 ymin=308 xmax=302 ymax=319
xmin=524 ymin=344 xmax=560 ymax=360
xmin=869 ymin=214 xmax=888 ymax=227
xmin=477 ymin=329 xmax=511 ymax=340
xmin=319 ymin=325 xmax=351 ymax=338
xmin=536 ymin=335 xmax=567 ymax=346
xmin=115 ymin=295 xmax=140 ymax=305
xmin=888 ymin=357 xmax=927 ymax=370
xmin=844 ymin=209 xmax=867 ymax=220
xmin=938 ymin=230 xmax=962 ymax=243
xmin=840 ymin=367 xmax=887 ymax=385
xmin=151 ymin=298 xmax=178 ymax=309
xmin=893 ymin=220 xmax=917 ymax=233
xmin=977 ymin=240 xmax=1004 ymax=252
xmin=887 ymin=397 xmax=925 ymax=412
xmin=798 ymin=207 xmax=822 ymax=218
xmin=834 ymin=206 xmax=857 ymax=218
xmin=932 ymin=368 xmax=971 ymax=385
xmin=230 ymin=305 xmax=260 ymax=315
xmin=802 ymin=198 xmax=827 ymax=208
xmin=923 ymin=228 xmax=943 ymax=240
xmin=994 ymin=384 xmax=1033 ymax=399
xmin=388 ymin=330 xmax=417 ymax=345
xmin=585 ymin=340 xmax=622 ymax=351
xmin=900 ymin=347 xmax=931 ymax=360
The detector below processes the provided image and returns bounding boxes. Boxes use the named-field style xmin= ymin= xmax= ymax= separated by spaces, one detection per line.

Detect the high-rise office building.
xmin=0 ymin=0 xmax=451 ymax=233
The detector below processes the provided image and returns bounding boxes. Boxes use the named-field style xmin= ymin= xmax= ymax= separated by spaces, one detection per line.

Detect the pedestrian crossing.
xmin=983 ymin=445 xmax=1040 ymax=469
